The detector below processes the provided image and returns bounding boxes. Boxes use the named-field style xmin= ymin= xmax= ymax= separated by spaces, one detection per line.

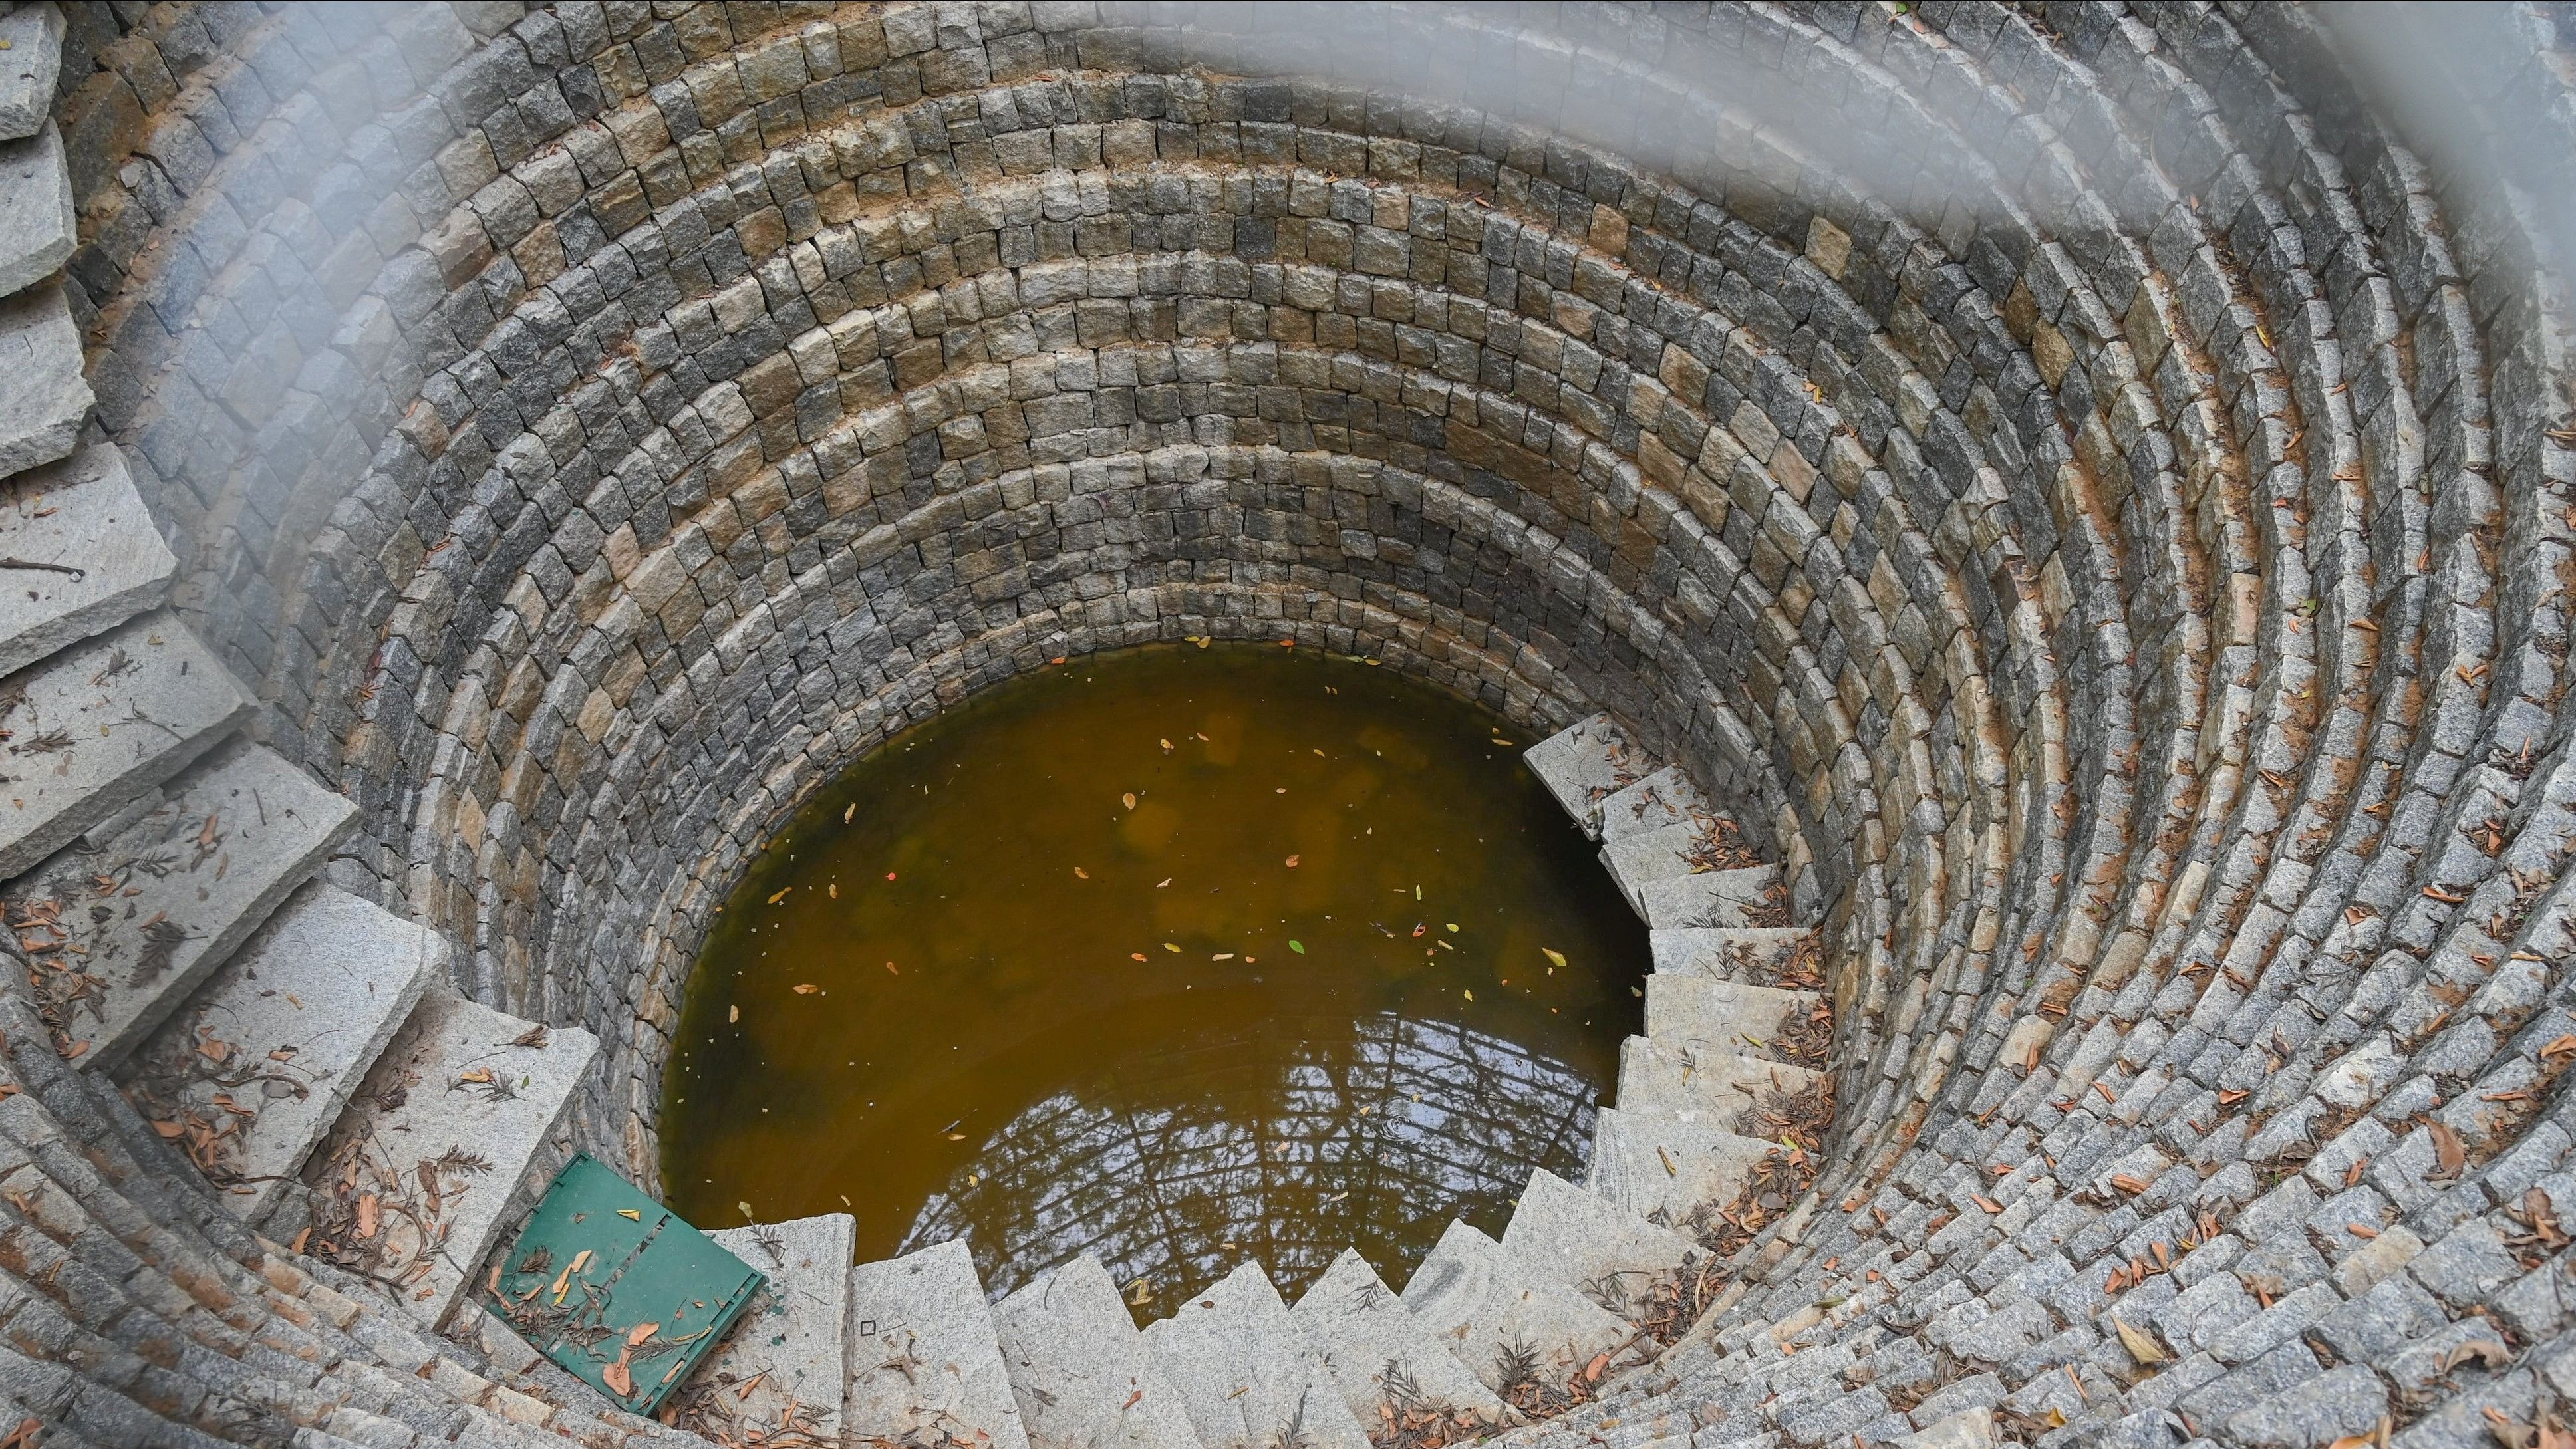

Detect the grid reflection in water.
xmin=899 ymin=1012 xmax=1598 ymax=1312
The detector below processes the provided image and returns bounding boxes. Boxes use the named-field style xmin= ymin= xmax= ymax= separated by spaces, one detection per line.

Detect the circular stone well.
xmin=3 ymin=1 xmax=2574 ymax=1445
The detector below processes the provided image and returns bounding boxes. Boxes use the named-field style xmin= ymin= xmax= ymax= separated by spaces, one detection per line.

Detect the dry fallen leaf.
xmin=2112 ymin=1317 xmax=2168 ymax=1365
xmin=2441 ymin=1339 xmax=2512 ymax=1371
xmin=356 ymin=1194 xmax=380 ymax=1240
xmin=2430 ymin=1120 xmax=2468 ymax=1179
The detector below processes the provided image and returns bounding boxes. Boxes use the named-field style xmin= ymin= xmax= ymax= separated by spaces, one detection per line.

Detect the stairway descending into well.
xmin=0 ymin=47 xmax=690 ymax=1443
xmin=660 ymin=711 xmax=1838 ymax=1449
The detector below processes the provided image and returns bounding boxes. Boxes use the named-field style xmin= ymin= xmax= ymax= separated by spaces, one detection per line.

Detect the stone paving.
xmin=0 ymin=2 xmax=2567 ymax=1448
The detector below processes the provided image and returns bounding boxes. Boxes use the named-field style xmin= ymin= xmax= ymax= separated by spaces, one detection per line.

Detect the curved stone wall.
xmin=6 ymin=1 xmax=2573 ymax=1445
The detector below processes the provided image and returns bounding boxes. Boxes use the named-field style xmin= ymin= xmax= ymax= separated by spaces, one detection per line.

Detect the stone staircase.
xmin=626 ymin=712 xmax=1833 ymax=1449
xmin=0 ymin=2 xmax=601 ymax=1372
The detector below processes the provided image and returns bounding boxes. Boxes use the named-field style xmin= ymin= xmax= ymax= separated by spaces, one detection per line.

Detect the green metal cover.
xmin=480 ymin=1154 xmax=765 ymax=1416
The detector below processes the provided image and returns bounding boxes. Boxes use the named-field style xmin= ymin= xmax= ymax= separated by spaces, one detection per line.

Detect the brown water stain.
xmin=662 ymin=643 xmax=1646 ymax=1315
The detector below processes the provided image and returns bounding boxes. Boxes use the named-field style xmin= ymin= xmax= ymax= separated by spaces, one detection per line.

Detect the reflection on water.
xmin=903 ymin=1013 xmax=1598 ymax=1307
xmin=662 ymin=643 xmax=1646 ymax=1315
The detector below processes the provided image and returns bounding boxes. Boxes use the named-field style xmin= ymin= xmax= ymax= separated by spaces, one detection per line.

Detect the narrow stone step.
xmin=1395 ymin=1220 xmax=1629 ymax=1401
xmin=0 ymin=612 xmax=251 ymax=879
xmin=1642 ymin=976 xmax=1824 ymax=1065
xmin=1632 ymin=866 xmax=1781 ymax=930
xmin=1587 ymin=1104 xmax=1778 ymax=1228
xmin=1497 ymin=1167 xmax=1697 ymax=1323
xmin=7 ymin=741 xmax=357 ymax=1069
xmin=992 ymin=1253 xmax=1201 ymax=1449
xmin=1286 ymin=1248 xmax=1506 ymax=1428
xmin=287 ymin=992 xmax=599 ymax=1327
xmin=0 ymin=122 xmax=72 ymax=295
xmin=1614 ymin=1038 xmax=1824 ymax=1135
xmin=1143 ymin=1260 xmax=1370 ymax=1449
xmin=114 ymin=882 xmax=437 ymax=1222
xmin=1595 ymin=765 xmax=1707 ymax=841
xmin=1649 ymin=928 xmax=1812 ymax=980
xmin=846 ymin=1237 xmax=1034 ymax=1449
xmin=0 ymin=444 xmax=177 ymax=679
xmin=684 ymin=1213 xmax=855 ymax=1446
xmin=0 ymin=282 xmax=88 ymax=475
xmin=1521 ymin=714 xmax=1646 ymax=839
xmin=0 ymin=6 xmax=64 ymax=141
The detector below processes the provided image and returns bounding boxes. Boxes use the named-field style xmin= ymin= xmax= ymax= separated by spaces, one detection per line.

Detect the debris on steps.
xmin=1586 ymin=1104 xmax=1781 ymax=1232
xmin=1497 ymin=1167 xmax=1697 ymax=1324
xmin=477 ymin=1154 xmax=764 ymax=1419
xmin=282 ymin=991 xmax=599 ymax=1326
xmin=845 ymin=1237 xmax=1034 ymax=1449
xmin=0 ymin=443 xmax=175 ymax=678
xmin=1593 ymin=766 xmax=1707 ymax=840
xmin=1628 ymin=865 xmax=1783 ymax=930
xmin=10 ymin=742 xmax=357 ymax=1069
xmin=1395 ymin=1220 xmax=1630 ymax=1410
xmin=1613 ymin=1037 xmax=1824 ymax=1135
xmin=0 ymin=612 xmax=251 ymax=878
xmin=1520 ymin=714 xmax=1642 ymax=839
xmin=1143 ymin=1259 xmax=1370 ymax=1449
xmin=681 ymin=1212 xmax=857 ymax=1446
xmin=1286 ymin=1248 xmax=1506 ymax=1434
xmin=1640 ymin=976 xmax=1827 ymax=1067
xmin=992 ymin=1252 xmax=1201 ymax=1449
xmin=116 ymin=880 xmax=439 ymax=1222
xmin=1647 ymin=927 xmax=1814 ymax=981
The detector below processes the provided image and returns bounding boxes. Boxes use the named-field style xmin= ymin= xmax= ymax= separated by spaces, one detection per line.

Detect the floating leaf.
xmin=1289 ymin=940 xmax=1305 ymax=954
xmin=728 ymin=1005 xmax=740 ymax=1022
xmin=1121 ymin=793 xmax=1137 ymax=809
xmin=1285 ymin=855 xmax=1300 ymax=867
xmin=2112 ymin=1317 xmax=2168 ymax=1365
xmin=1074 ymin=866 xmax=1089 ymax=878
xmin=1131 ymin=952 xmax=1148 ymax=962
xmin=1163 ymin=942 xmax=1181 ymax=953
xmin=843 ymin=803 xmax=855 ymax=823
xmin=792 ymin=984 xmax=818 ymax=994
xmin=1543 ymin=948 xmax=1568 ymax=970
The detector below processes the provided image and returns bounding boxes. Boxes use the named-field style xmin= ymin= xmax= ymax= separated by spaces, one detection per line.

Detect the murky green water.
xmin=662 ymin=643 xmax=1646 ymax=1314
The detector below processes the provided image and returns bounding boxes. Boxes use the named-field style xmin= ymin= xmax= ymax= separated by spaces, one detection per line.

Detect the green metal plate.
xmin=480 ymin=1154 xmax=764 ymax=1416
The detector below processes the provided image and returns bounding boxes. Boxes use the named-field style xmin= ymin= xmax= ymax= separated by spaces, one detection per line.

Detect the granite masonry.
xmin=0 ymin=2 xmax=2569 ymax=1448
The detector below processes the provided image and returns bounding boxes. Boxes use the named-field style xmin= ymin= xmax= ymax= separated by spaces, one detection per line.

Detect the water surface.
xmin=662 ymin=643 xmax=1646 ymax=1314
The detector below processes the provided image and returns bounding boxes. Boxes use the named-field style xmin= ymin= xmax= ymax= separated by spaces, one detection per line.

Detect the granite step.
xmin=7 ymin=740 xmax=357 ymax=1069
xmin=846 ymin=1237 xmax=1034 ymax=1449
xmin=1586 ymin=1104 xmax=1780 ymax=1228
xmin=1497 ymin=1166 xmax=1697 ymax=1323
xmin=1649 ymin=928 xmax=1814 ymax=981
xmin=0 ymin=282 xmax=88 ymax=475
xmin=113 ymin=881 xmax=437 ymax=1223
xmin=0 ymin=611 xmax=252 ymax=878
xmin=1595 ymin=765 xmax=1708 ymax=841
xmin=1144 ymin=1260 xmax=1370 ymax=1449
xmin=1522 ymin=714 xmax=1646 ymax=839
xmin=992 ymin=1252 xmax=1201 ymax=1449
xmin=0 ymin=444 xmax=178 ymax=679
xmin=1395 ymin=1220 xmax=1630 ymax=1401
xmin=0 ymin=5 xmax=64 ymax=142
xmin=1642 ymin=976 xmax=1824 ymax=1066
xmin=1631 ymin=866 xmax=1781 ymax=930
xmin=0 ymin=122 xmax=72 ymax=296
xmin=1614 ymin=1038 xmax=1824 ymax=1135
xmin=685 ymin=1212 xmax=855 ymax=1446
xmin=1286 ymin=1248 xmax=1506 ymax=1428
xmin=285 ymin=991 xmax=599 ymax=1327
